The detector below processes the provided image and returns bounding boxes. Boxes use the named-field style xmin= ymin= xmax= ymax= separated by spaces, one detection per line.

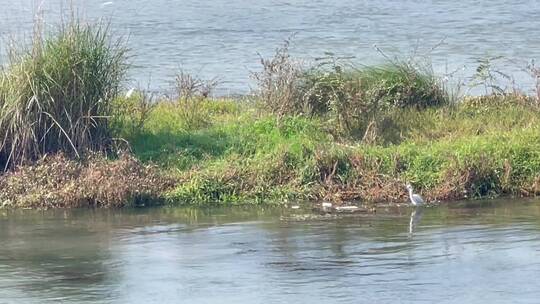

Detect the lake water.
xmin=0 ymin=0 xmax=540 ymax=94
xmin=1 ymin=199 xmax=540 ymax=303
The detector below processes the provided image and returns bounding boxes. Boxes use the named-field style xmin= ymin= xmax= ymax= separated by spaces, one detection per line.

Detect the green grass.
xmin=117 ymin=98 xmax=248 ymax=170
xmin=355 ymin=62 xmax=448 ymax=108
xmin=113 ymin=93 xmax=540 ymax=206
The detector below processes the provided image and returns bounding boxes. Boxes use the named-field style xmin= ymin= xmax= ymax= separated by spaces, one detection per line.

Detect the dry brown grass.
xmin=0 ymin=153 xmax=173 ymax=208
xmin=312 ymin=151 xmax=540 ymax=205
xmin=313 ymin=154 xmax=407 ymax=204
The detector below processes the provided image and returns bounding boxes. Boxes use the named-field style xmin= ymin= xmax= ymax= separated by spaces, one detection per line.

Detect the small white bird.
xmin=406 ymin=184 xmax=424 ymax=206
xmin=125 ymin=88 xmax=136 ymax=98
xmin=409 ymin=208 xmax=424 ymax=235
xmin=100 ymin=2 xmax=114 ymax=8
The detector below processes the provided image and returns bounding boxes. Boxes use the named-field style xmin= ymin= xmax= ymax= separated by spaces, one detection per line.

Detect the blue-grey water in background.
xmin=1 ymin=0 xmax=540 ymax=94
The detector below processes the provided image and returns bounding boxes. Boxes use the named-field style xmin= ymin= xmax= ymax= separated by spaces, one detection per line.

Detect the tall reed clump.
xmin=252 ymin=39 xmax=304 ymax=117
xmin=0 ymin=19 xmax=129 ymax=169
xmin=296 ymin=59 xmax=449 ymax=141
xmin=254 ymin=43 xmax=448 ymax=142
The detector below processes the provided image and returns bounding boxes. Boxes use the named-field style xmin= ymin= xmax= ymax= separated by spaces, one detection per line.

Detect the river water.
xmin=1 ymin=0 xmax=540 ymax=94
xmin=1 ymin=199 xmax=540 ymax=303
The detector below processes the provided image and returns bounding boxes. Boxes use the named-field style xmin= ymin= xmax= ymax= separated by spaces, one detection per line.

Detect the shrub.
xmin=253 ymin=42 xmax=448 ymax=140
xmin=251 ymin=39 xmax=304 ymax=117
xmin=357 ymin=62 xmax=448 ymax=109
xmin=0 ymin=18 xmax=128 ymax=169
xmin=297 ymin=60 xmax=448 ymax=140
xmin=175 ymin=71 xmax=219 ymax=100
xmin=111 ymin=89 xmax=157 ymax=137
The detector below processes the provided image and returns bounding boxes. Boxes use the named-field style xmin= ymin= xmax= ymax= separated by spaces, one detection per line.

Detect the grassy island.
xmin=1 ymin=20 xmax=540 ymax=208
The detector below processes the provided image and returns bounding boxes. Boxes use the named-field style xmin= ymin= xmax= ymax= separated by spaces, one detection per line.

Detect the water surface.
xmin=0 ymin=0 xmax=539 ymax=93
xmin=1 ymin=199 xmax=540 ymax=303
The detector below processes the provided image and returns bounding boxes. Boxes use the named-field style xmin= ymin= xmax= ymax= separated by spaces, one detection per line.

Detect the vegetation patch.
xmin=0 ymin=154 xmax=173 ymax=208
xmin=1 ymin=17 xmax=540 ymax=208
xmin=121 ymin=94 xmax=540 ymax=206
xmin=253 ymin=43 xmax=449 ymax=140
xmin=0 ymin=18 xmax=128 ymax=169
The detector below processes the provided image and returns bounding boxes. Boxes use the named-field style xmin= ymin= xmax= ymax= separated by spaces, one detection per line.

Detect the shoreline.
xmin=2 ymin=93 xmax=540 ymax=209
xmin=1 ymin=20 xmax=539 ymax=209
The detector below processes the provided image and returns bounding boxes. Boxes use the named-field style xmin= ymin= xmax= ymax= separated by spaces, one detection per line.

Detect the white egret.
xmin=125 ymin=88 xmax=135 ymax=98
xmin=406 ymin=184 xmax=424 ymax=206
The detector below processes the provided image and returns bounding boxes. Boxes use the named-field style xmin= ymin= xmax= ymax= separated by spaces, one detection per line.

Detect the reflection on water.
xmin=408 ymin=207 xmax=424 ymax=235
xmin=1 ymin=200 xmax=540 ymax=303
